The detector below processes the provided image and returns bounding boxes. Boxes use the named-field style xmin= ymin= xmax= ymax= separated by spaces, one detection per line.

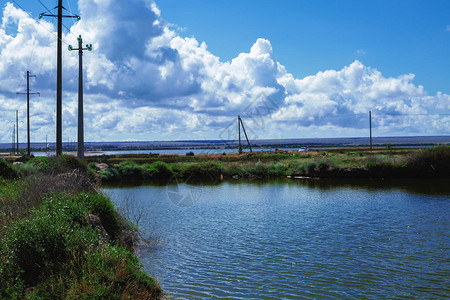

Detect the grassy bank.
xmin=0 ymin=156 xmax=161 ymax=299
xmin=89 ymin=146 xmax=450 ymax=182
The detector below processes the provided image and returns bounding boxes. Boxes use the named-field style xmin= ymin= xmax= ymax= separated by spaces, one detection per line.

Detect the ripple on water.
xmin=105 ymin=181 xmax=450 ymax=299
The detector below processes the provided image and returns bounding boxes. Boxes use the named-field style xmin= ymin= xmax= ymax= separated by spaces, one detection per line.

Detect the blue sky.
xmin=157 ymin=0 xmax=450 ymax=94
xmin=19 ymin=0 xmax=450 ymax=93
xmin=0 ymin=0 xmax=449 ymax=142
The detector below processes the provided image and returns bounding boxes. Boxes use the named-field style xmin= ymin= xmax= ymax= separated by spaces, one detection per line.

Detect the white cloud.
xmin=0 ymin=0 xmax=448 ymax=143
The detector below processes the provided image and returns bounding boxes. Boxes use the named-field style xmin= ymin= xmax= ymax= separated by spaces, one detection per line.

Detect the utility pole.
xmin=238 ymin=115 xmax=242 ymax=154
xmin=17 ymin=71 xmax=40 ymax=156
xmin=369 ymin=111 xmax=372 ymax=150
xmin=16 ymin=110 xmax=19 ymax=154
xmin=40 ymin=1 xmax=79 ymax=156
xmin=238 ymin=116 xmax=253 ymax=153
xmin=69 ymin=35 xmax=92 ymax=160
xmin=12 ymin=125 xmax=15 ymax=154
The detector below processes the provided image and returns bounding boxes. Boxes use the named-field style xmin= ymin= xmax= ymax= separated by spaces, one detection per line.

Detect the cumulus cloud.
xmin=0 ymin=0 xmax=448 ymax=143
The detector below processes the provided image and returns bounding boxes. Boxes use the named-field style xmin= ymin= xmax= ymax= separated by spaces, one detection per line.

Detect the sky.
xmin=0 ymin=0 xmax=449 ymax=143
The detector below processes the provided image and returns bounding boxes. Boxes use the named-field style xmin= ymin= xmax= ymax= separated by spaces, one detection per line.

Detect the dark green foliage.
xmin=186 ymin=151 xmax=195 ymax=156
xmin=142 ymin=161 xmax=174 ymax=180
xmin=101 ymin=167 xmax=121 ymax=182
xmin=88 ymin=162 xmax=100 ymax=171
xmin=407 ymin=145 xmax=450 ymax=176
xmin=117 ymin=161 xmax=143 ymax=180
xmin=0 ymin=194 xmax=95 ymax=290
xmin=0 ymin=159 xmax=18 ymax=179
xmin=74 ymin=193 xmax=123 ymax=241
xmin=181 ymin=161 xmax=222 ymax=181
xmin=28 ymin=155 xmax=88 ymax=175
xmin=0 ymin=193 xmax=161 ymax=299
xmin=100 ymin=161 xmax=175 ymax=182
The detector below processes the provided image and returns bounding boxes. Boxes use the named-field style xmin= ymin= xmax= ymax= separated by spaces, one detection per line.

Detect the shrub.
xmin=181 ymin=161 xmax=222 ymax=180
xmin=0 ymin=193 xmax=161 ymax=298
xmin=15 ymin=162 xmax=39 ymax=176
xmin=100 ymin=167 xmax=121 ymax=182
xmin=0 ymin=172 xmax=96 ymax=221
xmin=142 ymin=161 xmax=174 ymax=180
xmin=222 ymin=162 xmax=245 ymax=178
xmin=74 ymin=193 xmax=127 ymax=242
xmin=88 ymin=162 xmax=100 ymax=171
xmin=116 ymin=161 xmax=143 ymax=180
xmin=267 ymin=162 xmax=287 ymax=176
xmin=304 ymin=162 xmax=317 ymax=175
xmin=28 ymin=155 xmax=88 ymax=175
xmin=0 ymin=195 xmax=94 ymax=289
xmin=186 ymin=151 xmax=195 ymax=156
xmin=0 ymin=159 xmax=18 ymax=179
xmin=407 ymin=145 xmax=450 ymax=176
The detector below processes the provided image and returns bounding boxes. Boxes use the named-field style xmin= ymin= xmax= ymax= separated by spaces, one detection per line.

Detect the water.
xmin=26 ymin=148 xmax=298 ymax=156
xmin=103 ymin=179 xmax=450 ymax=299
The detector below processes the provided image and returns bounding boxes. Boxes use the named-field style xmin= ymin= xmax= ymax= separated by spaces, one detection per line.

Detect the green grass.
xmin=92 ymin=146 xmax=449 ymax=181
xmin=0 ymin=157 xmax=162 ymax=299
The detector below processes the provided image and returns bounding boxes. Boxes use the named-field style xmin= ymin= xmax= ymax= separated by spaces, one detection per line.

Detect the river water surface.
xmin=104 ymin=179 xmax=449 ymax=299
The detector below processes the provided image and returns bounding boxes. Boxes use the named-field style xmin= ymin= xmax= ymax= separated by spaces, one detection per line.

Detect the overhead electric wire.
xmin=376 ymin=113 xmax=450 ymax=116
xmin=34 ymin=0 xmax=80 ymax=43
xmin=9 ymin=0 xmax=71 ymax=47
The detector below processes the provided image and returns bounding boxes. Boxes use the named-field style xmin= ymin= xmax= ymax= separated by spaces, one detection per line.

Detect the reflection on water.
xmin=104 ymin=179 xmax=449 ymax=299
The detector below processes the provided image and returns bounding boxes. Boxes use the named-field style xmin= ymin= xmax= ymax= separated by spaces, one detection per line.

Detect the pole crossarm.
xmin=16 ymin=92 xmax=40 ymax=95
xmin=40 ymin=5 xmax=80 ymax=20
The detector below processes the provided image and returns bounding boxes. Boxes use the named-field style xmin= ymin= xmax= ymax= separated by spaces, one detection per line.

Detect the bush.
xmin=142 ymin=161 xmax=174 ymax=180
xmin=15 ymin=162 xmax=39 ymax=176
xmin=268 ymin=162 xmax=287 ymax=176
xmin=0 ymin=159 xmax=18 ymax=179
xmin=0 ymin=194 xmax=94 ymax=289
xmin=407 ymin=145 xmax=450 ymax=176
xmin=88 ymin=162 xmax=100 ymax=171
xmin=116 ymin=161 xmax=143 ymax=180
xmin=0 ymin=193 xmax=160 ymax=299
xmin=75 ymin=193 xmax=125 ymax=242
xmin=28 ymin=155 xmax=88 ymax=175
xmin=100 ymin=167 xmax=121 ymax=182
xmin=186 ymin=151 xmax=195 ymax=156
xmin=181 ymin=161 xmax=222 ymax=181
xmin=0 ymin=172 xmax=96 ymax=221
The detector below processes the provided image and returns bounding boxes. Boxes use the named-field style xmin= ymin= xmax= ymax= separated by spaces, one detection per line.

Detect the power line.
xmin=376 ymin=113 xmax=450 ymax=116
xmin=9 ymin=0 xmax=71 ymax=47
xmin=35 ymin=0 xmax=80 ymax=42
xmin=37 ymin=0 xmax=52 ymax=13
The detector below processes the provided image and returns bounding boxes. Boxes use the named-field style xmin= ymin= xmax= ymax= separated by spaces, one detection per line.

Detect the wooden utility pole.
xmin=40 ymin=1 xmax=79 ymax=156
xmin=69 ymin=35 xmax=92 ymax=160
xmin=17 ymin=71 xmax=40 ymax=156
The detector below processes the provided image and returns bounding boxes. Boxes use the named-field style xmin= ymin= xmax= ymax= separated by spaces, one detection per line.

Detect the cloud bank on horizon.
xmin=0 ymin=0 xmax=449 ymax=143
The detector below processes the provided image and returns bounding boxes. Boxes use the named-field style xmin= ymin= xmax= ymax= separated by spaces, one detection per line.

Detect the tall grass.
xmin=0 ymin=156 xmax=162 ymax=298
xmin=0 ymin=193 xmax=161 ymax=298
